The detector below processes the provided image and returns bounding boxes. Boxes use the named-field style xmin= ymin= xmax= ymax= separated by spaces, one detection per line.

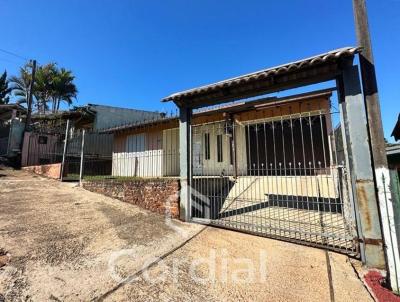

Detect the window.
xmin=204 ymin=133 xmax=210 ymax=160
xmin=38 ymin=136 xmax=48 ymax=145
xmin=217 ymin=134 xmax=223 ymax=162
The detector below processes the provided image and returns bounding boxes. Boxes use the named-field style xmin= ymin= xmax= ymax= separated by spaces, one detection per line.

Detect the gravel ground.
xmin=0 ymin=168 xmax=373 ymax=301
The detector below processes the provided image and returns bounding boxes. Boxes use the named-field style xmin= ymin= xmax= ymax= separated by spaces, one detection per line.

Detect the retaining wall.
xmin=82 ymin=178 xmax=180 ymax=219
xmin=22 ymin=163 xmax=62 ymax=179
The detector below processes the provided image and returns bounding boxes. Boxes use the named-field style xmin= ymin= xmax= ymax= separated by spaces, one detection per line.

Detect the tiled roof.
xmin=163 ymin=47 xmax=360 ymax=103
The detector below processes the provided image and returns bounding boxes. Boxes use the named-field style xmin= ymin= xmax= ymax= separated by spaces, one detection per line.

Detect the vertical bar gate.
xmin=190 ymin=109 xmax=360 ymax=256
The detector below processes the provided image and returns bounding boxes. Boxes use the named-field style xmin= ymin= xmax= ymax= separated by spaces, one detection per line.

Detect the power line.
xmin=0 ymin=48 xmax=29 ymax=61
xmin=0 ymin=57 xmax=23 ymax=65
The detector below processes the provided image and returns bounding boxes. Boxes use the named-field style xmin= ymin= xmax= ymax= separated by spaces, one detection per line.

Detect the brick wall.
xmin=82 ymin=178 xmax=180 ymax=219
xmin=22 ymin=163 xmax=62 ymax=179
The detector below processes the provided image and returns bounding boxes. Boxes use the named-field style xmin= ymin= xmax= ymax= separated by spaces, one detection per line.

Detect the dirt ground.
xmin=0 ymin=168 xmax=373 ymax=301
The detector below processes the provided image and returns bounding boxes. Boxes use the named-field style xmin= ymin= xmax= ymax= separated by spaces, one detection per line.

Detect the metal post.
xmin=339 ymin=64 xmax=385 ymax=268
xmin=353 ymin=0 xmax=400 ymax=292
xmin=179 ymin=106 xmax=192 ymax=221
xmin=230 ymin=115 xmax=238 ymax=179
xmin=79 ymin=129 xmax=86 ymax=185
xmin=60 ymin=119 xmax=70 ymax=181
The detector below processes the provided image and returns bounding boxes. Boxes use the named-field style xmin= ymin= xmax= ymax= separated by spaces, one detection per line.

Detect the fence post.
xmin=390 ymin=171 xmax=400 ymax=255
xmin=79 ymin=129 xmax=86 ymax=185
xmin=60 ymin=119 xmax=70 ymax=181
xmin=385 ymin=170 xmax=400 ymax=292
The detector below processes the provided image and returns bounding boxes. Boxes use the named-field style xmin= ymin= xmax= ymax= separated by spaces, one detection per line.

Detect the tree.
xmin=50 ymin=67 xmax=77 ymax=112
xmin=34 ymin=63 xmax=77 ymax=113
xmin=10 ymin=62 xmax=78 ymax=114
xmin=9 ymin=63 xmax=33 ymax=106
xmin=0 ymin=70 xmax=12 ymax=104
xmin=34 ymin=63 xmax=57 ymax=113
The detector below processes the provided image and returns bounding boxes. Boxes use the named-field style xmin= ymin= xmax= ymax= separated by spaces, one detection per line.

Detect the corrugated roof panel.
xmin=162 ymin=47 xmax=360 ymax=102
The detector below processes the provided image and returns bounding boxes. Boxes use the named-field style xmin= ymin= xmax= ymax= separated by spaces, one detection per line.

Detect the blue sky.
xmin=0 ymin=0 xmax=399 ymax=139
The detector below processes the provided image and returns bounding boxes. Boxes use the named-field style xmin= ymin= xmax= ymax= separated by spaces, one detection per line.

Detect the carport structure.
xmin=163 ymin=47 xmax=385 ymax=269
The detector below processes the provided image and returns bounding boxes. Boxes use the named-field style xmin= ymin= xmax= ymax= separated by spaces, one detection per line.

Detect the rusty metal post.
xmin=338 ymin=64 xmax=385 ymax=268
xmin=353 ymin=0 xmax=400 ymax=291
xmin=179 ymin=106 xmax=192 ymax=221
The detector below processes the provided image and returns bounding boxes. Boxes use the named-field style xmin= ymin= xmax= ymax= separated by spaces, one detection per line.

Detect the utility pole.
xmin=25 ymin=59 xmax=37 ymax=130
xmin=352 ymin=0 xmax=400 ymax=292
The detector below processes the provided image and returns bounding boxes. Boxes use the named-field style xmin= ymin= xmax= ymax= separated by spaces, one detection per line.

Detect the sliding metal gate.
xmin=190 ymin=110 xmax=359 ymax=256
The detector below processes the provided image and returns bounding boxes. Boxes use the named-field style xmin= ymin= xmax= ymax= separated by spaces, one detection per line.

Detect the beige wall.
xmin=111 ymin=96 xmax=332 ymax=177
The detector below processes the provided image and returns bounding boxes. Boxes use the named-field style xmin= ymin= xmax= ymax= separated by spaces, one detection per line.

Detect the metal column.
xmin=60 ymin=119 xmax=70 ymax=181
xmin=79 ymin=129 xmax=86 ymax=185
xmin=339 ymin=65 xmax=385 ymax=268
xmin=179 ymin=106 xmax=192 ymax=221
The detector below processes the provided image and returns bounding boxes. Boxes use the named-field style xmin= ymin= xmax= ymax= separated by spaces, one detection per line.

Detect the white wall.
xmin=112 ymin=132 xmax=163 ymax=177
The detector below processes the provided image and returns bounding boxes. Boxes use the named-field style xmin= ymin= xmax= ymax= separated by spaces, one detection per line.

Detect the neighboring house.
xmin=30 ymin=103 xmax=164 ymax=131
xmin=103 ymin=89 xmax=334 ymax=178
xmin=387 ymin=143 xmax=400 ymax=172
xmin=388 ymin=117 xmax=400 ymax=173
xmin=392 ymin=114 xmax=400 ymax=142
xmin=21 ymin=104 xmax=163 ymax=167
xmin=0 ymin=104 xmax=26 ymax=158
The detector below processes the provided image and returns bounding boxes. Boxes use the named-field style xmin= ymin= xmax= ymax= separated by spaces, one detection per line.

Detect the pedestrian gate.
xmin=190 ymin=110 xmax=359 ymax=256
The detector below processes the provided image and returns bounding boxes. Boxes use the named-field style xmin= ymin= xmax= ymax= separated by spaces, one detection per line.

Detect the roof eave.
xmin=162 ymin=47 xmax=360 ymax=108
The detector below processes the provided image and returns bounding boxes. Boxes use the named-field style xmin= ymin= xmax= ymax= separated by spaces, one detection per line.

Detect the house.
xmin=388 ymin=116 xmax=400 ymax=174
xmin=21 ymin=104 xmax=164 ymax=167
xmin=103 ymin=89 xmax=334 ymax=178
xmin=392 ymin=114 xmax=400 ymax=142
xmin=387 ymin=143 xmax=400 ymax=171
xmin=30 ymin=103 xmax=164 ymax=131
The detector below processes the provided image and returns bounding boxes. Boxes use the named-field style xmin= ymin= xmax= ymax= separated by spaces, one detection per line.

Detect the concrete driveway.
xmin=0 ymin=168 xmax=373 ymax=301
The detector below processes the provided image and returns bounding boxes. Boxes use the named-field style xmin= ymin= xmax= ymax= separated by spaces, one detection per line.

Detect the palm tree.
xmin=0 ymin=70 xmax=12 ymax=104
xmin=9 ymin=63 xmax=32 ymax=106
xmin=9 ymin=62 xmax=78 ymax=114
xmin=51 ymin=68 xmax=77 ymax=112
xmin=34 ymin=63 xmax=57 ymax=114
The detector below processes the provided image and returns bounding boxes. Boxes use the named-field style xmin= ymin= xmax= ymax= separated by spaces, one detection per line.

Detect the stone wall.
xmin=82 ymin=178 xmax=180 ymax=219
xmin=22 ymin=163 xmax=62 ymax=179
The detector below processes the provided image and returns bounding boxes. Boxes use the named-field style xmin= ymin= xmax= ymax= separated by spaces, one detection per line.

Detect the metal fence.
xmin=20 ymin=120 xmax=180 ymax=181
xmin=62 ymin=128 xmax=180 ymax=181
xmin=190 ymin=110 xmax=359 ymax=256
xmin=17 ymin=108 xmax=359 ymax=256
xmin=111 ymin=128 xmax=179 ymax=178
xmin=69 ymin=130 xmax=114 ymax=180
